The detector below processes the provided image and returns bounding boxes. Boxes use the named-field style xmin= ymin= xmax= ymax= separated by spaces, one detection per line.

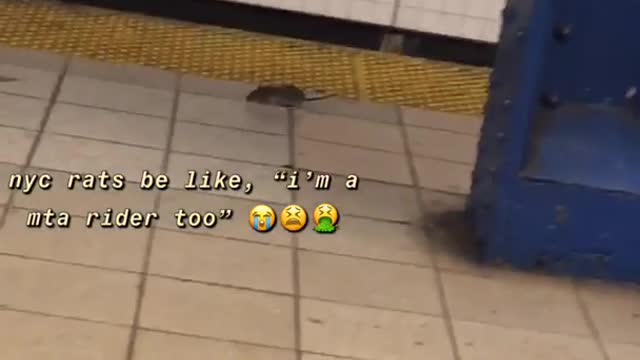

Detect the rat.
xmin=246 ymin=84 xmax=334 ymax=108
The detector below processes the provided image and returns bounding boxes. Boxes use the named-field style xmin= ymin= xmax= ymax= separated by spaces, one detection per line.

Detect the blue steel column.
xmin=468 ymin=0 xmax=640 ymax=282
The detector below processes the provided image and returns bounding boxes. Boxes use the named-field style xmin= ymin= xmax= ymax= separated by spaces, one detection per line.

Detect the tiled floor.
xmin=0 ymin=45 xmax=639 ymax=360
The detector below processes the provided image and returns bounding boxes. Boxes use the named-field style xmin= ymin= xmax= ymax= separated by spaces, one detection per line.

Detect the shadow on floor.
xmin=423 ymin=205 xmax=483 ymax=267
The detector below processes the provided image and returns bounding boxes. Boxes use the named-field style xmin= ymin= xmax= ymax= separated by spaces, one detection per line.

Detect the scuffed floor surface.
xmin=0 ymin=46 xmax=638 ymax=360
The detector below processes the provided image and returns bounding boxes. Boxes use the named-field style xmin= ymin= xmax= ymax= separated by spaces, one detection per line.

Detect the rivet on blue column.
xmin=553 ymin=25 xmax=572 ymax=43
xmin=541 ymin=93 xmax=560 ymax=109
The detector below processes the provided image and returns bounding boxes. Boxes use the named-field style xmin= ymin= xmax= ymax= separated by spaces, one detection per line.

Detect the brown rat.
xmin=246 ymin=84 xmax=334 ymax=108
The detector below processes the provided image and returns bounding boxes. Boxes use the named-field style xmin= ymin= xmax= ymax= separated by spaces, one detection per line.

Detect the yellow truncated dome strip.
xmin=0 ymin=1 xmax=490 ymax=115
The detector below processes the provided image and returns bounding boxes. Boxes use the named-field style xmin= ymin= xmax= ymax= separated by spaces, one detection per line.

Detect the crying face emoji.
xmin=249 ymin=205 xmax=276 ymax=232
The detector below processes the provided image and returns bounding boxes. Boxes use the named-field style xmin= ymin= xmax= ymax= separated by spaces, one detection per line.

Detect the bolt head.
xmin=553 ymin=25 xmax=572 ymax=42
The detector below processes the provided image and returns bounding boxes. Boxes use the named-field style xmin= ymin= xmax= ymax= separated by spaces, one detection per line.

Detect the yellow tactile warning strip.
xmin=0 ymin=1 xmax=490 ymax=115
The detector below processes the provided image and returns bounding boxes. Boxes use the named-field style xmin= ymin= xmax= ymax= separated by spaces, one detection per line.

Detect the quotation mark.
xmin=274 ymin=170 xmax=288 ymax=181
xmin=219 ymin=209 xmax=233 ymax=219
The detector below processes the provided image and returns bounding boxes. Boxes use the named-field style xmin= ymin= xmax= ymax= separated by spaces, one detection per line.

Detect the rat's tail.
xmin=304 ymin=93 xmax=335 ymax=102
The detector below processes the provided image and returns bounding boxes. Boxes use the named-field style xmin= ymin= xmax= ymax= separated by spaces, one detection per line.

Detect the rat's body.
xmin=246 ymin=84 xmax=334 ymax=108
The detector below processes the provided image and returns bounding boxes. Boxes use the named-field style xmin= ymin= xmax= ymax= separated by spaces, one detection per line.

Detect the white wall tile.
xmin=396 ymin=0 xmax=505 ymax=42
xmin=460 ymin=18 xmax=486 ymax=40
xmin=443 ymin=0 xmax=467 ymax=15
xmin=224 ymin=0 xmax=505 ymax=42
xmin=483 ymin=20 xmax=502 ymax=43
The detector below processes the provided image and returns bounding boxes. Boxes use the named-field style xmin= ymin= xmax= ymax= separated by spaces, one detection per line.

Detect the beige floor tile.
xmin=297 ymin=215 xmax=432 ymax=266
xmin=402 ymin=107 xmax=481 ymax=135
xmin=297 ymin=176 xmax=420 ymax=222
xmin=579 ymin=281 xmax=640 ymax=345
xmin=407 ymin=126 xmax=478 ymax=164
xmin=181 ymin=75 xmax=256 ymax=100
xmin=31 ymin=133 xmax=164 ymax=179
xmin=606 ymin=342 xmax=640 ymax=360
xmin=296 ymin=111 xmax=404 ymax=152
xmin=149 ymin=229 xmax=293 ymax=293
xmin=0 ymin=93 xmax=47 ymax=130
xmin=134 ymin=330 xmax=296 ymax=360
xmin=46 ymin=103 xmax=170 ymax=148
xmin=0 ymin=310 xmax=130 ymax=360
xmin=300 ymin=299 xmax=454 ymax=360
xmin=0 ymin=46 xmax=66 ymax=72
xmin=454 ymin=320 xmax=604 ymax=360
xmin=0 ymin=255 xmax=139 ymax=324
xmin=0 ymin=126 xmax=37 ymax=165
xmin=296 ymin=139 xmax=412 ymax=185
xmin=0 ymin=208 xmax=147 ymax=271
xmin=172 ymin=122 xmax=288 ymax=165
xmin=59 ymin=76 xmax=174 ymax=117
xmin=13 ymin=168 xmax=156 ymax=217
xmin=301 ymin=97 xmax=398 ymax=124
xmin=140 ymin=276 xmax=295 ymax=348
xmin=178 ymin=93 xmax=288 ymax=135
xmin=166 ymin=153 xmax=292 ymax=203
xmin=0 ymin=64 xmax=60 ymax=99
xmin=414 ymin=157 xmax=472 ymax=194
xmin=0 ymin=162 xmax=21 ymax=205
xmin=299 ymin=251 xmax=441 ymax=314
xmin=156 ymin=189 xmax=292 ymax=246
xmin=442 ymin=271 xmax=590 ymax=336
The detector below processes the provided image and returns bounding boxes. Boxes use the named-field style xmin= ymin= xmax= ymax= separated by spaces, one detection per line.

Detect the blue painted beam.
xmin=469 ymin=0 xmax=640 ymax=282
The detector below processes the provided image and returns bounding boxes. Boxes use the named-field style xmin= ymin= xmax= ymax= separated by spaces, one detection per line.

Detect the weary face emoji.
xmin=249 ymin=205 xmax=276 ymax=232
xmin=280 ymin=205 xmax=308 ymax=232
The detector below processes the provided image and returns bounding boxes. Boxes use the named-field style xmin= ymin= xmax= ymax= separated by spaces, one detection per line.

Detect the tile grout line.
xmin=288 ymin=107 xmax=303 ymax=360
xmin=0 ymin=221 xmax=503 ymax=280
xmin=395 ymin=105 xmax=462 ymax=360
xmin=124 ymin=74 xmax=182 ymax=360
xmin=573 ymin=280 xmax=612 ymax=360
xmin=0 ymin=251 xmax=435 ymax=316
xmin=0 ymin=55 xmax=71 ymax=228
xmin=0 ymin=87 xmax=483 ymax=137
xmin=0 ymin=247 xmax=459 ymax=319
xmin=1 ymin=300 xmax=616 ymax=348
xmin=1 ymin=303 xmax=367 ymax=359
xmin=390 ymin=0 xmax=402 ymax=29
xmin=0 ymin=120 xmax=476 ymax=178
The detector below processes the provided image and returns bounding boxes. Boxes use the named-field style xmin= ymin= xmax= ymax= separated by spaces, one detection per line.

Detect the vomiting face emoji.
xmin=249 ymin=205 xmax=276 ymax=232
xmin=313 ymin=203 xmax=339 ymax=233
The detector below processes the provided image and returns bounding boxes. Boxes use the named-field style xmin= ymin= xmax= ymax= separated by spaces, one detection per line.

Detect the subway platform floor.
xmin=0 ymin=46 xmax=638 ymax=360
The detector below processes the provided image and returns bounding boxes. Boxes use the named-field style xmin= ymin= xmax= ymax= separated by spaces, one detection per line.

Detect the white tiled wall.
xmin=396 ymin=0 xmax=504 ymax=42
xmin=225 ymin=0 xmax=506 ymax=43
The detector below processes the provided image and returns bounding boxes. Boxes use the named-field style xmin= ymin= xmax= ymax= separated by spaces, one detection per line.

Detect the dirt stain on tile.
xmin=307 ymin=317 xmax=325 ymax=325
